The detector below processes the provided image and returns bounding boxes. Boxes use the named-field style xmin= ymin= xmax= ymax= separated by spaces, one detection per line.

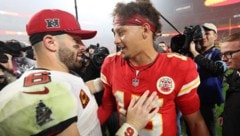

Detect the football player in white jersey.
xmin=0 ymin=9 xmax=159 ymax=136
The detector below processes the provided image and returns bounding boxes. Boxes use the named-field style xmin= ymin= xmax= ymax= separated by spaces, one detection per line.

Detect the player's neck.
xmin=36 ymin=60 xmax=69 ymax=73
xmin=129 ymin=50 xmax=158 ymax=66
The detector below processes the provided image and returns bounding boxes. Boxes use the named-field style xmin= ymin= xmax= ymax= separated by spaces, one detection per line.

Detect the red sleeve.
xmin=97 ymin=83 xmax=116 ymax=125
xmin=175 ymin=57 xmax=200 ymax=115
xmin=176 ymin=88 xmax=200 ymax=115
xmin=97 ymin=56 xmax=116 ymax=125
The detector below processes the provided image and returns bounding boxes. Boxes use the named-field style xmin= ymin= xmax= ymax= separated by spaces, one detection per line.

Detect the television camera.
xmin=170 ymin=25 xmax=205 ymax=56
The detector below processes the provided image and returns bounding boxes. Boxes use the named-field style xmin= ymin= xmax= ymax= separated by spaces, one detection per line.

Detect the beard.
xmin=123 ymin=55 xmax=130 ymax=60
xmin=121 ymin=51 xmax=130 ymax=60
xmin=58 ymin=47 xmax=83 ymax=70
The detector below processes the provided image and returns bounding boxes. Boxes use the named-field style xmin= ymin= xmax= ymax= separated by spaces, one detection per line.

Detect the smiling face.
xmin=56 ymin=34 xmax=86 ymax=70
xmin=113 ymin=24 xmax=144 ymax=60
xmin=221 ymin=40 xmax=240 ymax=71
xmin=202 ymin=30 xmax=217 ymax=52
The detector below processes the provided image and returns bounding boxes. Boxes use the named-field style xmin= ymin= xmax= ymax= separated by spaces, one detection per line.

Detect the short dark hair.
xmin=29 ymin=31 xmax=65 ymax=45
xmin=112 ymin=0 xmax=162 ymax=38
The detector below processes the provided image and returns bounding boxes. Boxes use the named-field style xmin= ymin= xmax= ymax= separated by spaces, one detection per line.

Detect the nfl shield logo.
xmin=132 ymin=78 xmax=139 ymax=87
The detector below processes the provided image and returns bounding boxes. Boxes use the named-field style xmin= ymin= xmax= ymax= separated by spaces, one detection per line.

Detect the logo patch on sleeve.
xmin=156 ymin=76 xmax=175 ymax=95
xmin=79 ymin=90 xmax=90 ymax=108
xmin=36 ymin=100 xmax=53 ymax=126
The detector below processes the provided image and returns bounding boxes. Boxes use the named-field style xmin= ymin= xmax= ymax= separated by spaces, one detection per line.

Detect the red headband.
xmin=113 ymin=14 xmax=156 ymax=32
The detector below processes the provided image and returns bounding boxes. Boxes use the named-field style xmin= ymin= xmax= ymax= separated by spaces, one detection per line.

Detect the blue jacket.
xmin=195 ymin=47 xmax=225 ymax=105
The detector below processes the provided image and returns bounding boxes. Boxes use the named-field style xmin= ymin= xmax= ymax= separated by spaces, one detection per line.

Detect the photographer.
xmin=0 ymin=41 xmax=9 ymax=90
xmin=0 ymin=41 xmax=17 ymax=90
xmin=78 ymin=44 xmax=109 ymax=82
xmin=188 ymin=23 xmax=225 ymax=136
xmin=0 ymin=40 xmax=36 ymax=90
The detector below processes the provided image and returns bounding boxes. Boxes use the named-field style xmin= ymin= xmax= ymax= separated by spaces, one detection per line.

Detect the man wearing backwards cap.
xmin=0 ymin=9 xmax=159 ymax=136
xmin=189 ymin=22 xmax=226 ymax=136
xmin=98 ymin=0 xmax=209 ymax=136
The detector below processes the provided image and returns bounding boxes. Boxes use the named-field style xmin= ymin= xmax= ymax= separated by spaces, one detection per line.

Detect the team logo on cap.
xmin=156 ymin=76 xmax=174 ymax=95
xmin=45 ymin=18 xmax=60 ymax=28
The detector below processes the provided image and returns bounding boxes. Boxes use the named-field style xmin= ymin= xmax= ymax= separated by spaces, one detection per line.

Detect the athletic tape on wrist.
xmin=93 ymin=78 xmax=103 ymax=93
xmin=115 ymin=123 xmax=138 ymax=136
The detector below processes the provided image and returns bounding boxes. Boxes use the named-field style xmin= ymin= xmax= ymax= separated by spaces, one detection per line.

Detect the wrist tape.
xmin=115 ymin=123 xmax=138 ymax=136
xmin=93 ymin=78 xmax=103 ymax=93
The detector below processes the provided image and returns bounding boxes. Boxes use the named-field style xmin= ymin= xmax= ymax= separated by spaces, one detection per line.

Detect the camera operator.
xmin=0 ymin=40 xmax=18 ymax=90
xmin=88 ymin=43 xmax=99 ymax=56
xmin=0 ymin=40 xmax=36 ymax=90
xmin=78 ymin=44 xmax=109 ymax=82
xmin=0 ymin=41 xmax=11 ymax=90
xmin=188 ymin=23 xmax=226 ymax=136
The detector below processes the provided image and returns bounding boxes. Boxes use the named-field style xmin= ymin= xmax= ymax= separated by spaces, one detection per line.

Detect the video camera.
xmin=0 ymin=41 xmax=8 ymax=63
xmin=82 ymin=44 xmax=110 ymax=70
xmin=0 ymin=40 xmax=33 ymax=63
xmin=90 ymin=46 xmax=110 ymax=69
xmin=0 ymin=54 xmax=8 ymax=63
xmin=170 ymin=25 xmax=205 ymax=56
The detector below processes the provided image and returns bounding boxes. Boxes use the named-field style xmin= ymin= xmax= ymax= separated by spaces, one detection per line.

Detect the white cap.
xmin=202 ymin=23 xmax=217 ymax=33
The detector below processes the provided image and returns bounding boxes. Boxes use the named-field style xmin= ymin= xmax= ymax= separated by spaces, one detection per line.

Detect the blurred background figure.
xmin=4 ymin=39 xmax=36 ymax=78
xmin=0 ymin=39 xmax=36 ymax=90
xmin=0 ymin=40 xmax=10 ymax=90
xmin=87 ymin=43 xmax=100 ymax=56
xmin=158 ymin=41 xmax=171 ymax=53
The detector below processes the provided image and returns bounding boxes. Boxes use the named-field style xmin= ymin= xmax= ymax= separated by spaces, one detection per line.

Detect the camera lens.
xmin=0 ymin=54 xmax=9 ymax=63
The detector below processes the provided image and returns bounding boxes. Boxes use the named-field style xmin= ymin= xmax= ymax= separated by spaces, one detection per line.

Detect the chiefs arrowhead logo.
xmin=157 ymin=76 xmax=175 ymax=95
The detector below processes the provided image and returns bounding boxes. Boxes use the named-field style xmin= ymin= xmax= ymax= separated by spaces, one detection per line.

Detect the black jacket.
xmin=222 ymin=70 xmax=240 ymax=136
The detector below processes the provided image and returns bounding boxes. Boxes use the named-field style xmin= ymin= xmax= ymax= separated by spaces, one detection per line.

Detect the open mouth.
xmin=77 ymin=53 xmax=83 ymax=61
xmin=120 ymin=47 xmax=126 ymax=52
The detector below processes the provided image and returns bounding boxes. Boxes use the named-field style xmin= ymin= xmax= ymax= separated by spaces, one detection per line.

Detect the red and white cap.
xmin=26 ymin=9 xmax=97 ymax=39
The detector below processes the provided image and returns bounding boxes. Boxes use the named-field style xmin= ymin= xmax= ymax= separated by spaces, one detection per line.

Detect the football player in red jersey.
xmin=98 ymin=0 xmax=210 ymax=136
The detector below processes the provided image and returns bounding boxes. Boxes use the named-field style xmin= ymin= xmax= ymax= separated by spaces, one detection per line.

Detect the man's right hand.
xmin=126 ymin=90 xmax=159 ymax=132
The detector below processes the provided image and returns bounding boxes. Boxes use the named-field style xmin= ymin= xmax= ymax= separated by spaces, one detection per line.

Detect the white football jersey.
xmin=0 ymin=69 xmax=102 ymax=136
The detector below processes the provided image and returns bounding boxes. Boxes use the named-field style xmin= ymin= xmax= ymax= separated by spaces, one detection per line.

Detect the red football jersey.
xmin=98 ymin=52 xmax=200 ymax=136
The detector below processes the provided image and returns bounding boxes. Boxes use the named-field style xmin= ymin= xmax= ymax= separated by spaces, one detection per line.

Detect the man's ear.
xmin=142 ymin=23 xmax=151 ymax=39
xmin=214 ymin=33 xmax=218 ymax=40
xmin=42 ymin=35 xmax=57 ymax=52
